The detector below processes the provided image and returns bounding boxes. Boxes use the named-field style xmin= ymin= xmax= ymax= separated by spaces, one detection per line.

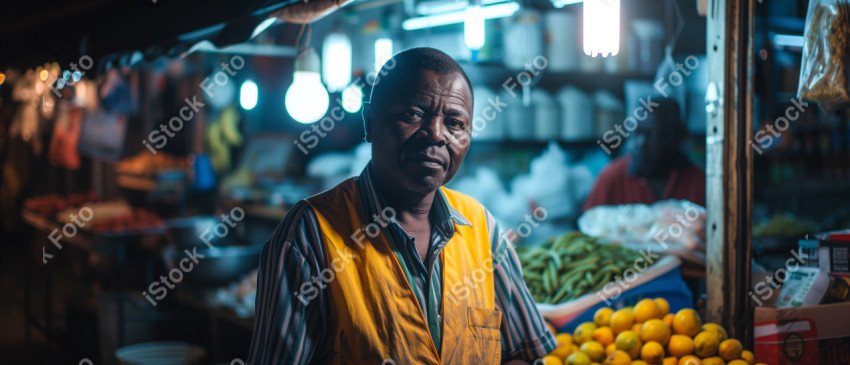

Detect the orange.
xmin=640 ymin=341 xmax=665 ymax=364
xmin=678 ymin=355 xmax=702 ymax=365
xmin=605 ymin=343 xmax=618 ymax=356
xmin=551 ymin=333 xmax=575 ymax=358
xmin=640 ymin=319 xmax=672 ymax=345
xmin=567 ymin=352 xmax=591 ymax=365
xmin=632 ymin=323 xmax=643 ymax=336
xmin=661 ymin=358 xmax=678 ymax=365
xmin=610 ymin=308 xmax=635 ymax=334
xmin=580 ymin=341 xmax=605 ymax=362
xmin=593 ymin=327 xmax=615 ymax=346
xmin=634 ymin=299 xmax=661 ymax=323
xmin=632 ymin=361 xmax=650 ymax=365
xmin=615 ymin=330 xmax=642 ymax=359
xmin=605 ymin=350 xmax=632 ymax=365
xmin=662 ymin=314 xmax=674 ymax=328
xmin=667 ymin=334 xmax=695 ymax=357
xmin=672 ymin=309 xmax=702 ymax=337
xmin=543 ymin=355 xmax=565 ymax=365
xmin=574 ymin=322 xmax=597 ymax=344
xmin=702 ymin=323 xmax=729 ymax=342
xmin=718 ymin=339 xmax=743 ymax=361
xmin=595 ymin=307 xmax=615 ymax=327
xmin=727 ymin=361 xmax=748 ymax=365
xmin=740 ymin=350 xmax=755 ymax=364
xmin=693 ymin=331 xmax=720 ymax=357
xmin=701 ymin=357 xmax=725 ymax=365
xmin=654 ymin=298 xmax=670 ymax=317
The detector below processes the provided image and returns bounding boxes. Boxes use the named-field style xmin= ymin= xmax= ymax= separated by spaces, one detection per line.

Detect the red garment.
xmin=582 ymin=155 xmax=706 ymax=211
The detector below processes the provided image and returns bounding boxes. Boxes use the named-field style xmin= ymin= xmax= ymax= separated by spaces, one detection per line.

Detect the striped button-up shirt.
xmin=248 ymin=164 xmax=556 ymax=364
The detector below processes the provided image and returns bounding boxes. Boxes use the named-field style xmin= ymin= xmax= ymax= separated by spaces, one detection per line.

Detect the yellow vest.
xmin=306 ymin=179 xmax=502 ymax=364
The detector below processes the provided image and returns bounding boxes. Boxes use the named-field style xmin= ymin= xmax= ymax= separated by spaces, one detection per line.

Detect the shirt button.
xmin=437 ymin=314 xmax=442 ymax=324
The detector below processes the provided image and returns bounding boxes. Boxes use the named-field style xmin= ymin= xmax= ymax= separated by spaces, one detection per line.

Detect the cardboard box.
xmin=754 ymin=302 xmax=850 ymax=365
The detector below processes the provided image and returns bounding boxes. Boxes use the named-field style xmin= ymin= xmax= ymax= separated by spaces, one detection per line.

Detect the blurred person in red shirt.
xmin=583 ymin=98 xmax=705 ymax=211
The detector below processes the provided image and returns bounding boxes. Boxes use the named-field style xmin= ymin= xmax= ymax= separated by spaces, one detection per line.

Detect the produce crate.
xmin=537 ymin=256 xmax=693 ymax=333
xmin=754 ymin=301 xmax=850 ymax=365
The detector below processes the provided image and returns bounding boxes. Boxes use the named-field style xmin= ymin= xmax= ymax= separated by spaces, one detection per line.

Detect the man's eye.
xmin=404 ymin=110 xmax=423 ymax=119
xmin=447 ymin=119 xmax=464 ymax=129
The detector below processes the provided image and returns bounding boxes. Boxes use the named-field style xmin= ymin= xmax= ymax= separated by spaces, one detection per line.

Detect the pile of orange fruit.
xmin=542 ymin=298 xmax=765 ymax=365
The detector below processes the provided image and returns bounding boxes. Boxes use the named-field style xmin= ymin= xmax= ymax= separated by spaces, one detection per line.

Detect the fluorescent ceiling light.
xmin=251 ymin=18 xmax=278 ymax=39
xmin=773 ymin=34 xmax=804 ymax=48
xmin=402 ymin=2 xmax=520 ymax=31
xmin=551 ymin=0 xmax=583 ymax=8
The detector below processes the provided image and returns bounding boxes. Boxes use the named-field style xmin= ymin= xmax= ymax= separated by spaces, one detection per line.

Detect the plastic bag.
xmin=798 ymin=0 xmax=850 ymax=110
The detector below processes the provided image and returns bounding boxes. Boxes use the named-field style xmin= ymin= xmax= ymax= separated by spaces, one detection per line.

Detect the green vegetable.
xmin=517 ymin=231 xmax=639 ymax=305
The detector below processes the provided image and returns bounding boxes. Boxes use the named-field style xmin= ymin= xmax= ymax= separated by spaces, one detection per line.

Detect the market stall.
xmin=1 ymin=0 xmax=849 ymax=364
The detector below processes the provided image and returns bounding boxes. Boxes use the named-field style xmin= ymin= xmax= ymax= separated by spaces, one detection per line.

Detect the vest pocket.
xmin=461 ymin=306 xmax=502 ymax=364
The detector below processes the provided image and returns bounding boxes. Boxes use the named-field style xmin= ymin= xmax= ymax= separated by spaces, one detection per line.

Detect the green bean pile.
xmin=518 ymin=231 xmax=639 ymax=304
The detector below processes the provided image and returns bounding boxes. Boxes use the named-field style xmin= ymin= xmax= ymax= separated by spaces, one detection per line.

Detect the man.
xmin=248 ymin=48 xmax=555 ymax=364
xmin=583 ymin=98 xmax=705 ymax=211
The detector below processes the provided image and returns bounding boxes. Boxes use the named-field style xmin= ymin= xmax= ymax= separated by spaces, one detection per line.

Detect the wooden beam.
xmin=704 ymin=0 xmax=754 ymax=343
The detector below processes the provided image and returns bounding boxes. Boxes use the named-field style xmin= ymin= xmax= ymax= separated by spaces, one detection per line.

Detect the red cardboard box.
xmin=754 ymin=302 xmax=850 ymax=365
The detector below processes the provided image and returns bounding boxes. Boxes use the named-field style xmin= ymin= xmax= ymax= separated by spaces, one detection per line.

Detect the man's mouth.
xmin=406 ymin=150 xmax=447 ymax=170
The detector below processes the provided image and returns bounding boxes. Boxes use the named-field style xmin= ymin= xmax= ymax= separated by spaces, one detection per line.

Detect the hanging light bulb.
xmin=464 ymin=3 xmax=486 ymax=50
xmin=341 ymin=83 xmax=363 ymax=113
xmin=374 ymin=38 xmax=394 ymax=72
xmin=239 ymin=79 xmax=258 ymax=110
xmin=285 ymin=48 xmax=330 ymax=124
xmin=322 ymin=32 xmax=352 ymax=93
xmin=583 ymin=0 xmax=620 ymax=57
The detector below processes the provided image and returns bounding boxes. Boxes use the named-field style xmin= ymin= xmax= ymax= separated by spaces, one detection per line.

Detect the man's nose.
xmin=419 ymin=116 xmax=447 ymax=144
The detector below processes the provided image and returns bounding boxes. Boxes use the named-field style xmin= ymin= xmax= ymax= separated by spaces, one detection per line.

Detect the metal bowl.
xmin=178 ymin=243 xmax=263 ymax=288
xmin=165 ymin=216 xmax=238 ymax=248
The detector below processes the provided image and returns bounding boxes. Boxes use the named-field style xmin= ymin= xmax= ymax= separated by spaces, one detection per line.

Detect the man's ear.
xmin=362 ymin=102 xmax=373 ymax=143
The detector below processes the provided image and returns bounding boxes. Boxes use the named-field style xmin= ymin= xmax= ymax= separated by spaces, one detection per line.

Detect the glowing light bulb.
xmin=464 ymin=5 xmax=485 ymax=50
xmin=322 ymin=32 xmax=352 ymax=93
xmin=341 ymin=83 xmax=363 ymax=113
xmin=374 ymin=38 xmax=393 ymax=72
xmin=239 ymin=79 xmax=258 ymax=110
xmin=583 ymin=0 xmax=620 ymax=57
xmin=285 ymin=48 xmax=329 ymax=124
xmin=39 ymin=69 xmax=49 ymax=81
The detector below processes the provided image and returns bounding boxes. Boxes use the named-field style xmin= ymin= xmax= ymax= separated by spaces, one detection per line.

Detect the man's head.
xmin=363 ymin=47 xmax=474 ymax=194
xmin=630 ymin=97 xmax=688 ymax=176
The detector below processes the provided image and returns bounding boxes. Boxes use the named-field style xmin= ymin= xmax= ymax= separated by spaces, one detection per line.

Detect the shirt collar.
xmin=356 ymin=162 xmax=471 ymax=237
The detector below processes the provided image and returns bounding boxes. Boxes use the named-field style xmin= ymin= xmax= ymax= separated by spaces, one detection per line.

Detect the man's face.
xmin=367 ymin=70 xmax=473 ymax=194
xmin=630 ymin=115 xmax=682 ymax=175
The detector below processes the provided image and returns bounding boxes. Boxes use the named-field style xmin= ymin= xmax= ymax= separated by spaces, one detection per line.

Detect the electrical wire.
xmin=665 ymin=0 xmax=684 ymax=65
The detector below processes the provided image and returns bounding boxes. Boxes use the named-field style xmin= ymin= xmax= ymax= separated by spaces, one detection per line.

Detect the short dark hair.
xmin=649 ymin=97 xmax=687 ymax=138
xmin=368 ymin=47 xmax=473 ymax=110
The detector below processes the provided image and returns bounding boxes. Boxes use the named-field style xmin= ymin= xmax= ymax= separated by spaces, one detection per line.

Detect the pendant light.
xmin=285 ymin=47 xmax=330 ymax=124
xmin=583 ymin=0 xmax=620 ymax=57
xmin=322 ymin=31 xmax=352 ymax=93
